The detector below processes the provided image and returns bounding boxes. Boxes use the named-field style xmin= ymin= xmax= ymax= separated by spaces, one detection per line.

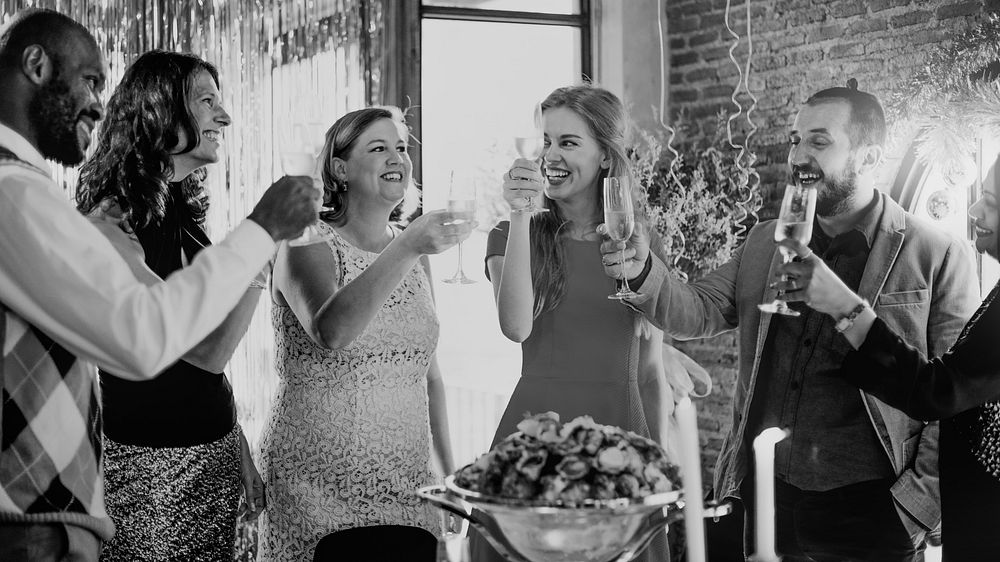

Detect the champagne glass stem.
xmin=620 ymin=248 xmax=631 ymax=294
xmin=455 ymin=242 xmax=465 ymax=278
xmin=779 ymin=251 xmax=794 ymax=288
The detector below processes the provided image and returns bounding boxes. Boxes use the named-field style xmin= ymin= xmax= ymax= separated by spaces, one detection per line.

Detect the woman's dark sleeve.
xmin=841 ymin=296 xmax=1000 ymax=421
xmin=484 ymin=220 xmax=511 ymax=281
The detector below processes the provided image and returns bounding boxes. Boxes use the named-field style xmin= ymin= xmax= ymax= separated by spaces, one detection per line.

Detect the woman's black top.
xmin=100 ymin=185 xmax=237 ymax=447
xmin=841 ymin=285 xmax=1000 ymax=560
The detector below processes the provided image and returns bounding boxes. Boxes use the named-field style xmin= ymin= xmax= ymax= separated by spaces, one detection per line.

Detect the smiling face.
xmin=339 ymin=117 xmax=411 ymax=206
xmin=969 ymin=186 xmax=1000 ymax=259
xmin=171 ymin=68 xmax=230 ymax=176
xmin=541 ymin=106 xmax=608 ymax=204
xmin=28 ymin=33 xmax=107 ymax=166
xmin=787 ymin=99 xmax=867 ymax=217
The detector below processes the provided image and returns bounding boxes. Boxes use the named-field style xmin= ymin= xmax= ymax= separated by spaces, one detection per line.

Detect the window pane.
xmin=422 ymin=0 xmax=580 ymax=15
xmin=422 ymin=19 xmax=581 ymax=212
xmin=421 ymin=18 xmax=581 ymax=465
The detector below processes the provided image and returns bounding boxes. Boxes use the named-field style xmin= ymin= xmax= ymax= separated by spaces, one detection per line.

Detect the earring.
xmin=340 ymin=180 xmax=348 ymax=192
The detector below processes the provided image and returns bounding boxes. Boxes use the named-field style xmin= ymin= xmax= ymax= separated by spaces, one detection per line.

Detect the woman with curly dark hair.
xmin=76 ymin=50 xmax=265 ymax=561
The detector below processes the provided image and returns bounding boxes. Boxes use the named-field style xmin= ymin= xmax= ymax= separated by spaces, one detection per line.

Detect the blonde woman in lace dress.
xmin=259 ymin=107 xmax=473 ymax=561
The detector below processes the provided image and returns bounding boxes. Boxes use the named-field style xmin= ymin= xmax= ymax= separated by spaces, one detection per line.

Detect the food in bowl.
xmin=453 ymin=412 xmax=680 ymax=505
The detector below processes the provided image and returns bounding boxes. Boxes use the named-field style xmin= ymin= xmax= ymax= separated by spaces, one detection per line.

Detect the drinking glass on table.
xmin=443 ymin=170 xmax=477 ymax=284
xmin=758 ymin=183 xmax=817 ymax=316
xmin=603 ymin=176 xmax=638 ymax=300
xmin=511 ymin=101 xmax=548 ymax=214
xmin=436 ymin=512 xmax=470 ymax=561
xmin=282 ymin=123 xmax=332 ymax=246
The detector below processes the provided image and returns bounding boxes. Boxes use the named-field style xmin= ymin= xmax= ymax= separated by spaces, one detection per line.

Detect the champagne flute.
xmin=283 ymin=123 xmax=332 ymax=247
xmin=443 ymin=170 xmax=477 ymax=285
xmin=511 ymin=101 xmax=548 ymax=214
xmin=758 ymin=184 xmax=817 ymax=316
xmin=603 ymin=176 xmax=638 ymax=299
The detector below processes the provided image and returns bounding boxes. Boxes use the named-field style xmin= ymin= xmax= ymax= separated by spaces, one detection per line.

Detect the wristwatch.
xmin=834 ymin=300 xmax=869 ymax=333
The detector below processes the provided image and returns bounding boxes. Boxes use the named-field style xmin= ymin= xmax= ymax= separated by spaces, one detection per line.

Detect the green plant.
xmin=631 ymin=112 xmax=749 ymax=280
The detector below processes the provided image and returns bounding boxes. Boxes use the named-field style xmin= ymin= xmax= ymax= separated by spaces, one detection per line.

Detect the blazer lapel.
xmin=753 ymin=245 xmax=785 ymax=366
xmin=856 ymin=193 xmax=907 ymax=469
xmin=858 ymin=193 xmax=905 ymax=304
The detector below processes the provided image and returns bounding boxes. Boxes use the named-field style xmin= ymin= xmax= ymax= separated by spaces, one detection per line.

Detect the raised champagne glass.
xmin=283 ymin=123 xmax=333 ymax=247
xmin=443 ymin=170 xmax=477 ymax=284
xmin=511 ymin=101 xmax=548 ymax=214
xmin=757 ymin=183 xmax=817 ymax=316
xmin=603 ymin=176 xmax=638 ymax=300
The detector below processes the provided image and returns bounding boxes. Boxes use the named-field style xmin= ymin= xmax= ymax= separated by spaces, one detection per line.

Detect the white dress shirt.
xmin=0 ymin=123 xmax=276 ymax=378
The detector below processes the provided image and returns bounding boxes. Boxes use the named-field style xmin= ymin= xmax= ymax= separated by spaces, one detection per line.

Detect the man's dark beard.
xmin=28 ymin=76 xmax=85 ymax=166
xmin=815 ymin=166 xmax=858 ymax=217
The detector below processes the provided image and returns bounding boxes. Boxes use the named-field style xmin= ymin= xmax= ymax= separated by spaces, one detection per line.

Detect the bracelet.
xmin=834 ymin=300 xmax=869 ymax=333
xmin=249 ymin=278 xmax=268 ymax=290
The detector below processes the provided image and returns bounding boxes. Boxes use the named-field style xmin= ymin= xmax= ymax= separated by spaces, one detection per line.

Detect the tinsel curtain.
xmin=0 ymin=0 xmax=388 ymax=446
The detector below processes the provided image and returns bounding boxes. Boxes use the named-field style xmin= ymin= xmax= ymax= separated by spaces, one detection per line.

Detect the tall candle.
xmin=752 ymin=427 xmax=788 ymax=562
xmin=675 ymin=396 xmax=705 ymax=562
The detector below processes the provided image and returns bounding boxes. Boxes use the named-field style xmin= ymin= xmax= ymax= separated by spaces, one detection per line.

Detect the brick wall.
xmin=665 ymin=0 xmax=999 ymax=488
xmin=668 ymin=0 xmax=999 ymax=211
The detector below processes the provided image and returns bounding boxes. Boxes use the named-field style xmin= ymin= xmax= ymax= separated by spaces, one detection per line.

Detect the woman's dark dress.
xmin=98 ymin=186 xmax=242 ymax=561
xmin=470 ymin=221 xmax=668 ymax=562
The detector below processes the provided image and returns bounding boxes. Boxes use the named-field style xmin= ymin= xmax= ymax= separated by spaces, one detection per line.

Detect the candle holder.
xmin=418 ymin=476 xmax=732 ymax=562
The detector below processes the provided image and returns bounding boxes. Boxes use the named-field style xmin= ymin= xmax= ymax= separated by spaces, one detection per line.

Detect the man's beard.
xmin=28 ymin=76 xmax=86 ymax=166
xmin=811 ymin=158 xmax=858 ymax=217
xmin=815 ymin=170 xmax=857 ymax=217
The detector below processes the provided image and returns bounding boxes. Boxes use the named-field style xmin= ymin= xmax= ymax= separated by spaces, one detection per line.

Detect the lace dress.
xmin=259 ymin=225 xmax=439 ymax=562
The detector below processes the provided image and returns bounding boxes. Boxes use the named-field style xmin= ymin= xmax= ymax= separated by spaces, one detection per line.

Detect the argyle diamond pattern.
xmin=1 ymin=304 xmax=103 ymax=516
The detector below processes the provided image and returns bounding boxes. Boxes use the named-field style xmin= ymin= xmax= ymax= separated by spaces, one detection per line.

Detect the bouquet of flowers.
xmin=454 ymin=412 xmax=680 ymax=505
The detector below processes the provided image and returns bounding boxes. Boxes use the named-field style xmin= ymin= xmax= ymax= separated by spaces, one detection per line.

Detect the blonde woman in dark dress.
xmin=474 ymin=84 xmax=669 ymax=562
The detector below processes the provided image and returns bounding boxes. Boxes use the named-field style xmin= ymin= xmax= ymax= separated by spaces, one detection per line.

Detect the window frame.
xmin=421 ymin=2 xmax=592 ymax=83
xmin=388 ymin=1 xmax=592 ymax=193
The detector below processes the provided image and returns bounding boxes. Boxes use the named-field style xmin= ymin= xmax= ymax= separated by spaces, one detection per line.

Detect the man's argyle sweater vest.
xmin=0 ymin=147 xmax=114 ymax=540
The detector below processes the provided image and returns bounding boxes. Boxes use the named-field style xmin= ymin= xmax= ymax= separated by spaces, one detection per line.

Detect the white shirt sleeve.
xmin=0 ymin=166 xmax=276 ymax=379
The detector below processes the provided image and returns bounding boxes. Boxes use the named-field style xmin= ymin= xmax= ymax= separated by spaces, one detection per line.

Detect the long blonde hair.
xmin=529 ymin=84 xmax=630 ymax=318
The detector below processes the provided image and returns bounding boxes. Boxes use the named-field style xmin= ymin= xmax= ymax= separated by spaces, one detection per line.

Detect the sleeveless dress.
xmin=259 ymin=224 xmax=439 ymax=562
xmin=472 ymin=221 xmax=668 ymax=562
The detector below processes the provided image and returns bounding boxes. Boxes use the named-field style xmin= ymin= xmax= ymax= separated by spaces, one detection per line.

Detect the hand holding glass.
xmin=511 ymin=101 xmax=548 ymax=214
xmin=758 ymin=184 xmax=817 ymax=316
xmin=443 ymin=171 xmax=477 ymax=284
xmin=603 ymin=177 xmax=638 ymax=300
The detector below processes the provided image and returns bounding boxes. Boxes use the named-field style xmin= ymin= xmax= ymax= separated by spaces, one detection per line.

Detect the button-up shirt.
xmin=0 ymin=122 xmax=275 ymax=378
xmin=748 ymin=193 xmax=895 ymax=491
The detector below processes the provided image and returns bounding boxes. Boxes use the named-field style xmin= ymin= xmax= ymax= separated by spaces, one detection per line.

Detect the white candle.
xmin=752 ymin=427 xmax=788 ymax=562
xmin=675 ymin=396 xmax=705 ymax=562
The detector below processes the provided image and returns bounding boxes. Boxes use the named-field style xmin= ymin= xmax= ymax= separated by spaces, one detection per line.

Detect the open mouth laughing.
xmin=794 ymin=169 xmax=822 ymax=186
xmin=545 ymin=167 xmax=569 ymax=185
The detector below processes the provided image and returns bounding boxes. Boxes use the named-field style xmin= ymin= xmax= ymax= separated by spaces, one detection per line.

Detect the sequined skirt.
xmin=101 ymin=425 xmax=242 ymax=562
